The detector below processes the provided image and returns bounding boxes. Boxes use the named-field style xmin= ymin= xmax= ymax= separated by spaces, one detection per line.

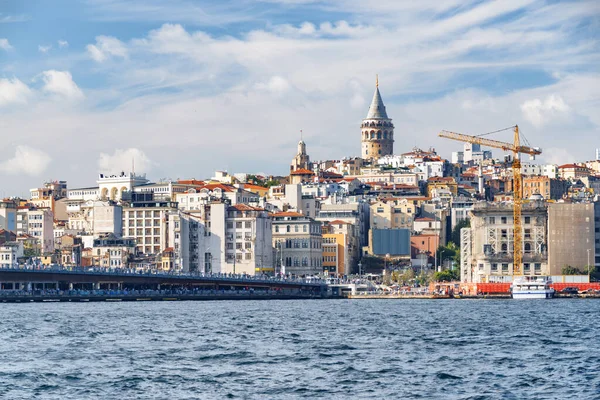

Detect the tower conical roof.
xmin=366 ymin=86 xmax=388 ymax=119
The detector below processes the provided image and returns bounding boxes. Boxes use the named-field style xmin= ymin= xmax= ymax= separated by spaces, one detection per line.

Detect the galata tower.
xmin=361 ymin=76 xmax=394 ymax=160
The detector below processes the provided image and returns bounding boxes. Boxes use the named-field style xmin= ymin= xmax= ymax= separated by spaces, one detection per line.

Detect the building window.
xmin=236 ymin=222 xmax=242 ymax=229
xmin=524 ymin=216 xmax=531 ymax=224
xmin=489 ymin=217 xmax=495 ymax=224
xmin=502 ymin=263 xmax=509 ymax=272
xmin=286 ymin=225 xmax=291 ymax=233
xmin=501 ymin=217 xmax=507 ymax=224
xmin=275 ymin=226 xmax=279 ymax=233
xmin=295 ymin=225 xmax=299 ymax=232
xmin=303 ymin=225 xmax=307 ymax=233
xmin=491 ymin=263 xmax=498 ymax=272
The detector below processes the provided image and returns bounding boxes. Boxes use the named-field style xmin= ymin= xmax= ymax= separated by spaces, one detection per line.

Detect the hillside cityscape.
xmin=1 ymin=81 xmax=599 ymax=288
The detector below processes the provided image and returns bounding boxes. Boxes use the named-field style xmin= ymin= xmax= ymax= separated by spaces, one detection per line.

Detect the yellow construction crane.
xmin=438 ymin=125 xmax=541 ymax=275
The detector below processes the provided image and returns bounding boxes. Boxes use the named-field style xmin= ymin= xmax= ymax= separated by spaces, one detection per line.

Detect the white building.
xmin=272 ymin=212 xmax=322 ymax=276
xmin=212 ymin=203 xmax=273 ymax=275
xmin=66 ymin=200 xmax=122 ymax=236
xmin=0 ymin=200 xmax=17 ymax=232
xmin=168 ymin=210 xmax=205 ymax=273
xmin=16 ymin=208 xmax=54 ymax=254
xmin=0 ymin=242 xmax=23 ymax=268
xmin=519 ymin=163 xmax=558 ymax=178
xmin=68 ymin=172 xmax=149 ymax=201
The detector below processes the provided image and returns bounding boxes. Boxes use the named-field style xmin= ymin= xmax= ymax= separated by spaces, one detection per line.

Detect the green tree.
xmin=562 ymin=265 xmax=583 ymax=275
xmin=436 ymin=242 xmax=461 ymax=269
xmin=450 ymin=219 xmax=470 ymax=247
xmin=432 ymin=269 xmax=460 ymax=282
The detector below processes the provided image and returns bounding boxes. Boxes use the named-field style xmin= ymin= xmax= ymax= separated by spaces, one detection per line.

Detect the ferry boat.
xmin=511 ymin=276 xmax=554 ymax=299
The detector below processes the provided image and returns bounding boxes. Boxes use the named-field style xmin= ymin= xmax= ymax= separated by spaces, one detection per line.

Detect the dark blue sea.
xmin=0 ymin=299 xmax=599 ymax=399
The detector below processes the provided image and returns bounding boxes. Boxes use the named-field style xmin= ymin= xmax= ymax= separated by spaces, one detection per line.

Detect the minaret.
xmin=361 ymin=75 xmax=394 ymax=160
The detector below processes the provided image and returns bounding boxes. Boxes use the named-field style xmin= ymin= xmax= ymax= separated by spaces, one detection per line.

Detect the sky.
xmin=0 ymin=0 xmax=599 ymax=196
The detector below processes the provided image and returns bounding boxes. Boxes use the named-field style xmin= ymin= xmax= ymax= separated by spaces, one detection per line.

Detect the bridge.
xmin=0 ymin=267 xmax=329 ymax=300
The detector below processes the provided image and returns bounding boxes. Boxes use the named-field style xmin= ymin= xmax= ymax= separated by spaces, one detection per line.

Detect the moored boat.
xmin=511 ymin=276 xmax=554 ymax=299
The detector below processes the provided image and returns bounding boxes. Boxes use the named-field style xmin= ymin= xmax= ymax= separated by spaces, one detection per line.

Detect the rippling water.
xmin=0 ymin=299 xmax=599 ymax=399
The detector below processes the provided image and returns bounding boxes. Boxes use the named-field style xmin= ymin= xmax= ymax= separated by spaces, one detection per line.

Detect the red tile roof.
xmin=290 ymin=168 xmax=314 ymax=175
xmin=326 ymin=220 xmax=349 ymax=225
xmin=201 ymin=183 xmax=235 ymax=192
xmin=272 ymin=211 xmax=304 ymax=217
xmin=229 ymin=204 xmax=264 ymax=211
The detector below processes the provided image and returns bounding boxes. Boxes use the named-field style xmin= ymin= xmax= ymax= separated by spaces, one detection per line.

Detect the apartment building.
xmin=272 ymin=212 xmax=322 ymax=276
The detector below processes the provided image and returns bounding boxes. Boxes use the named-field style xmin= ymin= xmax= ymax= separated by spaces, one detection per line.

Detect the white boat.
xmin=511 ymin=276 xmax=554 ymax=299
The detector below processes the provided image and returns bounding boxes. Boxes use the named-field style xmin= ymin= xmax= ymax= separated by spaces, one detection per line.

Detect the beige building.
xmin=523 ymin=176 xmax=568 ymax=200
xmin=361 ymin=78 xmax=394 ymax=160
xmin=322 ymin=220 xmax=358 ymax=276
xmin=558 ymin=164 xmax=591 ymax=180
xmin=122 ymin=199 xmax=177 ymax=256
xmin=370 ymin=198 xmax=417 ymax=230
xmin=291 ymin=140 xmax=310 ymax=172
xmin=461 ymin=201 xmax=548 ymax=283
xmin=548 ymin=203 xmax=596 ymax=274
xmin=272 ymin=212 xmax=322 ymax=276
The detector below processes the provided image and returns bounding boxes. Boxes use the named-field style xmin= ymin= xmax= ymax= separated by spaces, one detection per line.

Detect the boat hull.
xmin=512 ymin=290 xmax=554 ymax=299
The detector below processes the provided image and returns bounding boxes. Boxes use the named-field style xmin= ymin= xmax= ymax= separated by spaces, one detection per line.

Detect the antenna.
xmin=300 ymin=129 xmax=303 ymax=141
xmin=132 ymin=157 xmax=135 ymax=175
xmin=376 ymin=74 xmax=379 ymax=88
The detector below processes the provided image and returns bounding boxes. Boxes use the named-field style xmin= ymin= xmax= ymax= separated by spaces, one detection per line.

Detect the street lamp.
xmin=587 ymin=248 xmax=591 ymax=277
xmin=358 ymin=260 xmax=362 ymax=277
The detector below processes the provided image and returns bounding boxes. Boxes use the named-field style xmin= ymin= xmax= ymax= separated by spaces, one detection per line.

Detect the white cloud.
xmin=542 ymin=147 xmax=575 ymax=166
xmin=0 ymin=146 xmax=52 ymax=176
xmin=254 ymin=76 xmax=291 ymax=95
xmin=58 ymin=40 xmax=69 ymax=48
xmin=38 ymin=44 xmax=52 ymax=53
xmin=98 ymin=148 xmax=153 ymax=174
xmin=1 ymin=1 xmax=599 ymax=194
xmin=41 ymin=70 xmax=84 ymax=100
xmin=0 ymin=38 xmax=12 ymax=50
xmin=520 ymin=94 xmax=571 ymax=127
xmin=348 ymin=79 xmax=365 ymax=109
xmin=0 ymin=78 xmax=32 ymax=107
xmin=86 ymin=35 xmax=128 ymax=62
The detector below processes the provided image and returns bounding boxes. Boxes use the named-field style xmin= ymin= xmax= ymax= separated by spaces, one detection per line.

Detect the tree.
xmin=450 ymin=219 xmax=470 ymax=247
xmin=436 ymin=242 xmax=461 ymax=269
xmin=432 ymin=269 xmax=460 ymax=282
xmin=562 ymin=265 xmax=583 ymax=275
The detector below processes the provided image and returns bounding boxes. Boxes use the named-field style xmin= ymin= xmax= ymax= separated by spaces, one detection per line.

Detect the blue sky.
xmin=0 ymin=0 xmax=599 ymax=195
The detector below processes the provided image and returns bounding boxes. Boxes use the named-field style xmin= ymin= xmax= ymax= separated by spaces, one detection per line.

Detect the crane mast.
xmin=438 ymin=125 xmax=541 ymax=276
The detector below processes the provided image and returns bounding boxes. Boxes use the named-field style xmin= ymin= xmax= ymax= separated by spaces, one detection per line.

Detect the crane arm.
xmin=439 ymin=130 xmax=541 ymax=156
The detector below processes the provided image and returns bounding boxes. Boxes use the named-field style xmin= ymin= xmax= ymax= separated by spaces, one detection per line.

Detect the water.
xmin=0 ymin=299 xmax=599 ymax=399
